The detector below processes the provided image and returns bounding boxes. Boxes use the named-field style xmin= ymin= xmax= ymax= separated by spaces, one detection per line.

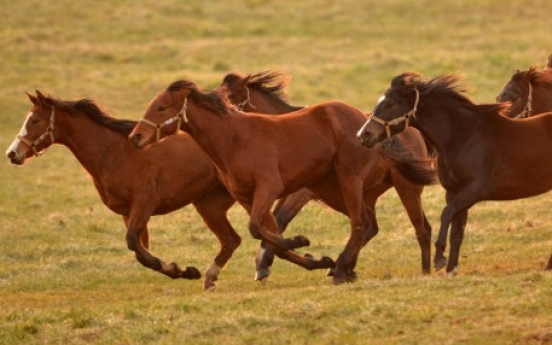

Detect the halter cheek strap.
xmin=237 ymin=86 xmax=256 ymax=111
xmin=514 ymin=82 xmax=532 ymax=118
xmin=138 ymin=98 xmax=187 ymax=143
xmin=370 ymin=88 xmax=419 ymax=139
xmin=17 ymin=108 xmax=55 ymax=157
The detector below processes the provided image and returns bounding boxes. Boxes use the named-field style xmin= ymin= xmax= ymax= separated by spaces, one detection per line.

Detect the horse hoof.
xmin=326 ymin=267 xmax=335 ymax=276
xmin=322 ymin=256 xmax=336 ymax=268
xmin=204 ymin=283 xmax=216 ymax=292
xmin=434 ymin=257 xmax=448 ymax=271
xmin=259 ymin=276 xmax=269 ymax=285
xmin=332 ymin=275 xmax=348 ymax=285
xmin=304 ymin=253 xmax=314 ymax=258
xmin=293 ymin=235 xmax=310 ymax=248
xmin=183 ymin=266 xmax=202 ymax=279
xmin=446 ymin=267 xmax=457 ymax=278
xmin=255 ymin=268 xmax=270 ymax=282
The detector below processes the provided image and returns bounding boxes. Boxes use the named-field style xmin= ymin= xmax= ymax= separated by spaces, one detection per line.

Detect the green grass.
xmin=2 ymin=0 xmax=552 ymax=344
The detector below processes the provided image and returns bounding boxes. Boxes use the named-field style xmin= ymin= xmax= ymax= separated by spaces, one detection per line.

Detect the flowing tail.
xmin=380 ymin=137 xmax=438 ymax=186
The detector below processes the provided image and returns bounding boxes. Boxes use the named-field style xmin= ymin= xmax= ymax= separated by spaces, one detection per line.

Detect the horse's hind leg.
xmin=255 ymin=188 xmax=314 ymax=283
xmin=193 ymin=186 xmax=241 ymax=291
xmin=546 ymin=253 xmax=552 ymax=270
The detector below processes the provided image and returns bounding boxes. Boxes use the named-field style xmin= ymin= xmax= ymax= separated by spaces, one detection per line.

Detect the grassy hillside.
xmin=1 ymin=1 xmax=552 ymax=344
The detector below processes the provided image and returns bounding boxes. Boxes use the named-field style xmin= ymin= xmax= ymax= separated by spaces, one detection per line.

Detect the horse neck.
xmin=532 ymin=82 xmax=552 ymax=114
xmin=183 ymin=101 xmax=233 ymax=171
xmin=248 ymin=89 xmax=302 ymax=114
xmin=54 ymin=112 xmax=126 ymax=178
xmin=415 ymin=102 xmax=479 ymax=154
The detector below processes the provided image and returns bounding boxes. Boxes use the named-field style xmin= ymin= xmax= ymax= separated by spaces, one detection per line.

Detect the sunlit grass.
xmin=2 ymin=0 xmax=552 ymax=344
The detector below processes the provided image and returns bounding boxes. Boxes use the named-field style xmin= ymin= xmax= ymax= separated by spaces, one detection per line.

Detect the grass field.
xmin=1 ymin=1 xmax=552 ymax=344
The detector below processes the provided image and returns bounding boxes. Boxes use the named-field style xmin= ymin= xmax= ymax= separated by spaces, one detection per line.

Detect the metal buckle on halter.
xmin=138 ymin=98 xmax=187 ymax=143
xmin=370 ymin=88 xmax=419 ymax=139
xmin=18 ymin=108 xmax=55 ymax=157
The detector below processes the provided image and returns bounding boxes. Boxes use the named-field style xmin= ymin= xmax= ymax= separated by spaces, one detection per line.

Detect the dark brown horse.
xmin=5 ymin=91 xmax=242 ymax=291
xmin=357 ymin=72 xmax=552 ymax=275
xmin=129 ymin=79 xmax=436 ymax=284
xmin=217 ymin=70 xmax=436 ymax=278
xmin=496 ymin=66 xmax=552 ymax=118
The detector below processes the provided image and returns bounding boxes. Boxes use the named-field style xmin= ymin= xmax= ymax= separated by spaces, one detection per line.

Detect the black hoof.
xmin=182 ymin=266 xmax=201 ymax=279
xmin=293 ymin=235 xmax=310 ymax=248
xmin=321 ymin=256 xmax=336 ymax=269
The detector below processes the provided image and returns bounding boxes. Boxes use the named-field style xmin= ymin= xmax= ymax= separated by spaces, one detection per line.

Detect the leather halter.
xmin=17 ymin=108 xmax=55 ymax=157
xmin=513 ymin=82 xmax=532 ymax=118
xmin=138 ymin=98 xmax=187 ymax=143
xmin=370 ymin=88 xmax=420 ymax=138
xmin=236 ymin=86 xmax=256 ymax=111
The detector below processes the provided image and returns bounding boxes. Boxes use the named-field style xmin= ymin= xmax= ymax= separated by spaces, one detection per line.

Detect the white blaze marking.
xmin=6 ymin=112 xmax=32 ymax=156
xmin=356 ymin=94 xmax=385 ymax=139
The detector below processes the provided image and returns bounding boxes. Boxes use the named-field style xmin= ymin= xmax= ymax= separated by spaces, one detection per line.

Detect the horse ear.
xmin=35 ymin=90 xmax=52 ymax=107
xmin=26 ymin=92 xmax=38 ymax=105
xmin=240 ymin=75 xmax=252 ymax=89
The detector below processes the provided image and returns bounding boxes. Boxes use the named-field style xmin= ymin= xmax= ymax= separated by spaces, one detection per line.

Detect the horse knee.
xmin=248 ymin=223 xmax=262 ymax=240
xmin=126 ymin=233 xmax=140 ymax=251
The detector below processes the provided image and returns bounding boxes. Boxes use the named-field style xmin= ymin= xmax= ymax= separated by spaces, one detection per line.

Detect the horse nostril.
xmin=6 ymin=150 xmax=16 ymax=159
xmin=129 ymin=133 xmax=142 ymax=148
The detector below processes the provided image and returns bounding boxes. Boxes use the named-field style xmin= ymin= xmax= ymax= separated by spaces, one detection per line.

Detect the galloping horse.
xmin=217 ymin=70 xmax=436 ymax=278
xmin=6 ymin=91 xmax=242 ymax=291
xmin=357 ymin=72 xmax=552 ymax=275
xmin=128 ymin=79 xmax=435 ymax=284
xmin=496 ymin=66 xmax=552 ymax=117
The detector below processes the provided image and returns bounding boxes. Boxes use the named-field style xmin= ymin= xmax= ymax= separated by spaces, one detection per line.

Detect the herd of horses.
xmin=6 ymin=54 xmax=552 ymax=290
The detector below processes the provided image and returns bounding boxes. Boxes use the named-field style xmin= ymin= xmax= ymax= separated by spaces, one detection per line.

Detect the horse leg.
xmin=434 ymin=186 xmax=480 ymax=273
xmin=393 ymin=180 xmax=432 ymax=274
xmin=193 ymin=186 xmax=241 ymax=291
xmin=255 ymin=188 xmax=315 ymax=283
xmin=332 ymin=176 xmax=369 ymax=285
xmin=446 ymin=209 xmax=468 ymax=276
xmin=241 ymin=198 xmax=334 ymax=275
xmin=546 ymin=253 xmax=552 ymax=270
xmin=247 ymin=184 xmax=310 ymax=251
xmin=125 ymin=205 xmax=201 ymax=280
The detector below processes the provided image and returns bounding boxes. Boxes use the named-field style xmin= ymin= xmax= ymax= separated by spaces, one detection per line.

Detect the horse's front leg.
xmin=434 ymin=187 xmax=480 ymax=274
xmin=332 ymin=176 xmax=370 ymax=285
xmin=125 ymin=206 xmax=201 ymax=280
xmin=193 ymin=186 xmax=241 ymax=291
xmin=255 ymin=188 xmax=315 ymax=283
xmin=247 ymin=184 xmax=310 ymax=251
xmin=447 ymin=209 xmax=468 ymax=276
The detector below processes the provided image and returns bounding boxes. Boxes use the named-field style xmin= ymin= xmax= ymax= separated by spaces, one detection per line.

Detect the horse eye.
xmin=30 ymin=118 xmax=40 ymax=125
xmin=157 ymin=106 xmax=166 ymax=112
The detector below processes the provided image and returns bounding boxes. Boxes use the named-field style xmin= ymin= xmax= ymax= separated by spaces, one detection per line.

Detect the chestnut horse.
xmin=217 ymin=70 xmax=436 ymax=278
xmin=357 ymin=72 xmax=552 ymax=275
xmin=6 ymin=91 xmax=242 ymax=291
xmin=129 ymin=79 xmax=435 ymax=284
xmin=496 ymin=66 xmax=552 ymax=118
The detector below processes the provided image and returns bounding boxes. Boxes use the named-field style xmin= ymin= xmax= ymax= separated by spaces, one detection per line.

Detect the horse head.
xmin=6 ymin=90 xmax=56 ymax=165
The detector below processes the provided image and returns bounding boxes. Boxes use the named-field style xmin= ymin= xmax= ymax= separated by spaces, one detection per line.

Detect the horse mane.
xmin=167 ymin=79 xmax=228 ymax=115
xmin=511 ymin=66 xmax=552 ymax=85
xmin=51 ymin=97 xmax=137 ymax=135
xmin=402 ymin=72 xmax=510 ymax=117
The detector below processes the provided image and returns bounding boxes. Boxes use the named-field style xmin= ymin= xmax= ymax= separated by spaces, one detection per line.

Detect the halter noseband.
xmin=236 ymin=86 xmax=256 ymax=111
xmin=513 ymin=82 xmax=533 ymax=118
xmin=17 ymin=108 xmax=55 ymax=157
xmin=370 ymin=88 xmax=420 ymax=139
xmin=138 ymin=98 xmax=188 ymax=143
